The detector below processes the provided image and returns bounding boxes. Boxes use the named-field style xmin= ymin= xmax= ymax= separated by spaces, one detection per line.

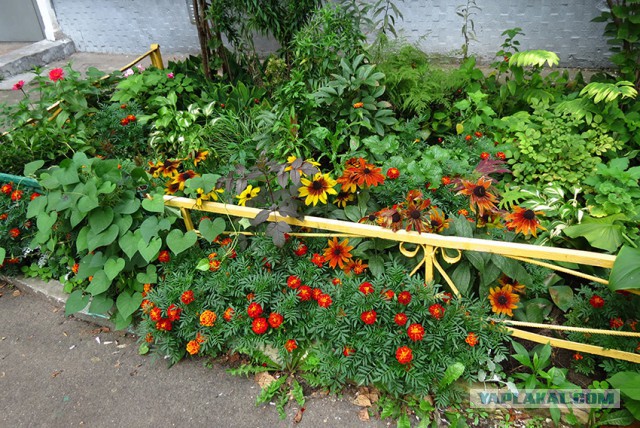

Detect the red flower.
xmin=223 ymin=307 xmax=234 ymax=322
xmin=126 ymin=114 xmax=137 ymax=122
xmin=149 ymin=307 xmax=162 ymax=321
xmin=298 ymin=285 xmax=312 ymax=301
xmin=589 ymin=295 xmax=605 ymax=309
xmin=155 ymin=318 xmax=172 ymax=331
xmin=480 ymin=152 xmax=490 ymax=160
xmin=332 ymin=278 xmax=342 ymax=286
xmin=394 ymin=313 xmax=408 ymax=326
xmin=465 ymin=135 xmax=472 ymax=141
xmin=287 ymin=275 xmax=301 ymax=289
xmin=360 ymin=310 xmax=377 ymax=325
xmin=407 ymin=323 xmax=425 ymax=341
xmin=317 ymin=293 xmax=332 ymax=308
xmin=610 ymin=318 xmax=624 ymax=329
xmin=180 ymin=290 xmax=195 ymax=305
xmin=12 ymin=80 xmax=25 ymax=91
xmin=49 ymin=68 xmax=64 ymax=81
xmin=268 ymin=313 xmax=284 ymax=328
xmin=311 ymin=253 xmax=325 ymax=267
xmin=353 ymin=102 xmax=364 ymax=108
xmin=9 ymin=228 xmax=20 ymax=238
xmin=311 ymin=288 xmax=323 ymax=301
xmin=30 ymin=192 xmax=41 ymax=201
xmin=1 ymin=183 xmax=12 ymax=194
xmin=252 ymin=317 xmax=268 ymax=334
xmin=10 ymin=190 xmax=22 ymax=201
xmin=474 ymin=131 xmax=483 ymax=138
xmin=294 ymin=243 xmax=308 ymax=256
xmin=496 ymin=152 xmax=506 ymax=160
xmin=465 ymin=332 xmax=479 ymax=347
xmin=397 ymin=291 xmax=412 ymax=305
xmin=429 ymin=303 xmax=445 ymax=320
xmin=386 ymin=167 xmax=400 ymax=179
xmin=140 ymin=299 xmax=154 ymax=313
xmin=359 ymin=281 xmax=374 ymax=295
xmin=285 ymin=339 xmax=297 ymax=352
xmin=573 ymin=352 xmax=583 ymax=361
xmin=396 ymin=346 xmax=413 ymax=365
xmin=167 ymin=304 xmax=181 ymax=322
xmin=441 ymin=176 xmax=451 ymax=186
xmin=120 ymin=118 xmax=129 ymax=126
xmin=343 ymin=346 xmax=355 ymax=357
xmin=441 ymin=292 xmax=453 ymax=304
xmin=383 ymin=289 xmax=395 ymax=300
xmin=158 ymin=250 xmax=170 ymax=263
xmin=71 ymin=263 xmax=79 ymax=274
xmin=247 ymin=302 xmax=263 ymax=319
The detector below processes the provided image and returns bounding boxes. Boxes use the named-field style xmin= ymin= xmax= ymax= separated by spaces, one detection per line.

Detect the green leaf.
xmin=465 ymin=251 xmax=487 ymax=274
xmin=439 ymin=362 xmax=465 ymax=388
xmin=138 ymin=343 xmax=150 ymax=355
xmin=24 ymin=160 xmax=45 ymax=176
xmin=596 ymin=409 xmax=635 ymax=426
xmin=291 ymin=379 xmax=305 ymax=407
xmin=491 ymin=254 xmax=532 ymax=284
xmin=397 ymin=413 xmax=411 ymax=428
xmin=85 ymin=270 xmax=111 ymax=295
xmin=88 ymin=207 xmax=114 ymax=234
xmin=87 ymin=224 xmax=119 ymax=252
xmin=104 ymin=257 xmax=125 ymax=281
xmin=27 ymin=193 xmax=47 ymax=218
xmin=166 ymin=229 xmax=198 ymax=255
xmin=368 ymin=255 xmax=385 ymax=277
xmin=609 ymin=245 xmax=640 ymax=291
xmin=114 ymin=311 xmax=132 ymax=331
xmin=608 ymin=372 xmax=640 ymax=400
xmin=65 ymin=290 xmax=90 ymax=316
xmin=563 ymin=214 xmax=626 ymax=252
xmin=0 ymin=248 xmax=5 ymax=266
xmin=118 ymin=230 xmax=140 ymax=260
xmin=141 ymin=195 xmax=165 ymax=213
xmin=453 ymin=215 xmax=473 ymax=238
xmin=77 ymin=194 xmax=99 ymax=213
xmin=256 ymin=376 xmax=287 ymax=405
xmin=199 ymin=218 xmax=226 ymax=242
xmin=113 ymin=197 xmax=141 ymax=215
xmin=137 ymin=237 xmax=162 ymax=263
xmin=136 ymin=264 xmax=157 ymax=284
xmin=116 ymin=291 xmax=143 ymax=318
xmin=548 ymin=286 xmax=574 ymax=311
xmin=139 ymin=217 xmax=160 ymax=244
xmin=625 ymin=400 xmax=640 ymax=420
xmin=344 ymin=205 xmax=362 ymax=223
xmin=88 ymin=294 xmax=114 ymax=315
xmin=450 ymin=262 xmax=472 ymax=295
xmin=37 ymin=211 xmax=57 ymax=231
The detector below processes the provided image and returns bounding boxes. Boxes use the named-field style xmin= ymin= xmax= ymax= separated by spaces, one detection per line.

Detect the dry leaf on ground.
xmin=255 ymin=371 xmax=276 ymax=389
xmin=358 ymin=409 xmax=370 ymax=421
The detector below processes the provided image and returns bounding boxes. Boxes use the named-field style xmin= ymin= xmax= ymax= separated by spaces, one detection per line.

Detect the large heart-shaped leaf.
xmin=116 ymin=291 xmax=143 ymax=318
xmin=65 ymin=290 xmax=90 ymax=315
xmin=37 ymin=211 xmax=57 ymax=231
xmin=88 ymin=207 xmax=114 ymax=234
xmin=137 ymin=237 xmax=162 ymax=263
xmin=87 ymin=224 xmax=119 ymax=252
xmin=199 ymin=218 xmax=226 ymax=243
xmin=141 ymin=195 xmax=165 ymax=213
xmin=85 ymin=270 xmax=111 ymax=296
xmin=140 ymin=217 xmax=160 ymax=244
xmin=88 ymin=294 xmax=114 ymax=315
xmin=104 ymin=257 xmax=125 ymax=281
xmin=166 ymin=229 xmax=198 ymax=255
xmin=609 ymin=245 xmax=640 ymax=291
xmin=136 ymin=264 xmax=157 ymax=284
xmin=118 ymin=230 xmax=140 ymax=260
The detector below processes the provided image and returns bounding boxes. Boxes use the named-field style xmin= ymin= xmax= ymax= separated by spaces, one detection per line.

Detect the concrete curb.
xmin=1 ymin=274 xmax=115 ymax=330
xmin=0 ymin=39 xmax=75 ymax=79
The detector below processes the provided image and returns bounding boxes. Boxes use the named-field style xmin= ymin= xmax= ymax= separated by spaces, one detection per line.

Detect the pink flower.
xmin=49 ymin=68 xmax=64 ymax=82
xmin=136 ymin=64 xmax=145 ymax=72
xmin=12 ymin=80 xmax=25 ymax=91
xmin=167 ymin=72 xmax=174 ymax=79
xmin=123 ymin=68 xmax=134 ymax=77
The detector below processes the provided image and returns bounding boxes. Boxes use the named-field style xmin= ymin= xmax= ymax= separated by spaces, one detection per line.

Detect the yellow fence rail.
xmin=163 ymin=196 xmax=640 ymax=364
xmin=1 ymin=44 xmax=164 ymax=138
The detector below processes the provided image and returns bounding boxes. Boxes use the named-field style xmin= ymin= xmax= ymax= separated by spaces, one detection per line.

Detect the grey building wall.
xmin=51 ymin=0 xmax=612 ymax=68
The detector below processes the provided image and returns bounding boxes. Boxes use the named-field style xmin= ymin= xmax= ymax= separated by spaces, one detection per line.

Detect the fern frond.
xmin=579 ymin=81 xmax=638 ymax=104
xmin=256 ymin=376 xmax=287 ymax=405
xmin=509 ymin=50 xmax=559 ymax=68
xmin=227 ymin=364 xmax=270 ymax=377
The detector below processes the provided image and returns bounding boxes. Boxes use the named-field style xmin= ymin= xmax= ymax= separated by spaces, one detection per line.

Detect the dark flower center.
xmin=392 ymin=212 xmax=402 ymax=223
xmin=473 ymin=185 xmax=486 ymax=197
xmin=410 ymin=210 xmax=421 ymax=220
xmin=363 ymin=168 xmax=371 ymax=174
xmin=312 ymin=180 xmax=324 ymax=191
xmin=333 ymin=248 xmax=343 ymax=256
xmin=497 ymin=295 xmax=509 ymax=305
xmin=431 ymin=219 xmax=441 ymax=227
xmin=368 ymin=214 xmax=377 ymax=221
xmin=523 ymin=209 xmax=535 ymax=220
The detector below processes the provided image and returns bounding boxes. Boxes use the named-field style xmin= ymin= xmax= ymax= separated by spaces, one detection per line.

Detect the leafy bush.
xmin=0 ymin=181 xmax=40 ymax=272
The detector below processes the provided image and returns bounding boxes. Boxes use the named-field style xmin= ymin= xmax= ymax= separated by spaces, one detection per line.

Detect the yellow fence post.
xmin=149 ymin=44 xmax=164 ymax=70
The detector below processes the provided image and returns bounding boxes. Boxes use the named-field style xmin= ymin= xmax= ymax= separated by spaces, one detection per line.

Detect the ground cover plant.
xmin=1 ymin=0 xmax=639 ymax=425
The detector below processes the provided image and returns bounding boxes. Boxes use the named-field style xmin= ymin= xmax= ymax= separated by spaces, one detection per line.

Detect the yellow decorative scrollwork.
xmin=398 ymin=243 xmax=462 ymax=297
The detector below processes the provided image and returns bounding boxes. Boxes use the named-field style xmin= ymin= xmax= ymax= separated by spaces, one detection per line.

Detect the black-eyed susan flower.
xmin=505 ymin=206 xmax=546 ymax=237
xmin=298 ymin=172 xmax=337 ymax=206
xmin=488 ymin=284 xmax=519 ymax=317
xmin=457 ymin=176 xmax=498 ymax=217
xmin=235 ymin=185 xmax=260 ymax=206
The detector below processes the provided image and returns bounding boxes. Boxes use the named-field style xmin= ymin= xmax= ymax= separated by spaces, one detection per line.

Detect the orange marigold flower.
xmin=323 ymin=237 xmax=354 ymax=269
xmin=145 ymin=333 xmax=154 ymax=343
xmin=294 ymin=243 xmax=308 ymax=256
xmin=72 ymin=263 xmax=79 ymax=274
xmin=465 ymin=135 xmax=472 ymax=141
xmin=287 ymin=275 xmax=302 ymax=289
xmin=383 ymin=289 xmax=395 ymax=300
xmin=480 ymin=152 xmax=490 ymax=160
xmin=332 ymin=278 xmax=342 ymax=286
xmin=1 ymin=183 xmax=13 ymax=194
xmin=496 ymin=152 xmax=506 ymax=160
xmin=394 ymin=313 xmax=408 ymax=326
xmin=247 ymin=302 xmax=263 ymax=319
xmin=158 ymin=250 xmax=170 ymax=263
xmin=298 ymin=285 xmax=312 ymax=301
xmin=353 ymin=102 xmax=364 ymax=108
xmin=252 ymin=317 xmax=268 ymax=334
xmin=200 ymin=310 xmax=217 ymax=327
xmin=457 ymin=209 xmax=469 ymax=216
xmin=167 ymin=304 xmax=181 ymax=322
xmin=429 ymin=303 xmax=445 ymax=320
xmin=441 ymin=176 xmax=452 ymax=186
xmin=318 ymin=293 xmax=332 ymax=308
xmin=186 ymin=340 xmax=200 ymax=355
xmin=386 ymin=167 xmax=400 ymax=179
xmin=181 ymin=290 xmax=195 ymax=305
xmin=140 ymin=299 xmax=154 ymax=313
xmin=457 ymin=176 xmax=499 ymax=217
xmin=397 ymin=291 xmax=412 ymax=305
xmin=359 ymin=281 xmax=374 ymax=295
xmin=143 ymin=283 xmax=153 ymax=295
xmin=10 ymin=189 xmax=23 ymax=201
xmin=150 ymin=307 xmax=162 ymax=321
xmin=268 ymin=313 xmax=284 ymax=328
xmin=0 ymin=213 xmax=7 ymax=221
xmin=285 ymin=339 xmax=298 ymax=353
xmin=311 ymin=253 xmax=325 ymax=268
xmin=343 ymin=346 xmax=355 ymax=357
xmin=407 ymin=323 xmax=425 ymax=341
xmin=209 ymin=259 xmax=221 ymax=272
xmin=396 ymin=346 xmax=413 ymax=365
xmin=505 ymin=206 xmax=546 ymax=238
xmin=223 ymin=307 xmax=234 ymax=322
xmin=465 ymin=332 xmax=479 ymax=347
xmin=311 ymin=288 xmax=323 ymax=301
xmin=156 ymin=318 xmax=172 ymax=331
xmin=488 ymin=284 xmax=520 ymax=317
xmin=573 ymin=352 xmax=583 ymax=361
xmin=196 ymin=332 xmax=206 ymax=344
xmin=9 ymin=228 xmax=20 ymax=238
xmin=475 ymin=131 xmax=483 ymax=138
xmin=610 ymin=318 xmax=624 ymax=329
xmin=360 ymin=310 xmax=377 ymax=325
